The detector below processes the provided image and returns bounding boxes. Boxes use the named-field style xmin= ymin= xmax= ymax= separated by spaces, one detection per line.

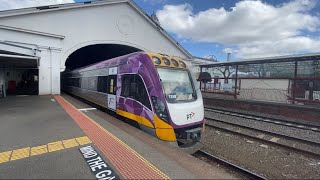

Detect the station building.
xmin=0 ymin=0 xmax=196 ymax=97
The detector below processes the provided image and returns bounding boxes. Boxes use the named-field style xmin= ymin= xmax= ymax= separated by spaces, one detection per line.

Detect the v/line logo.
xmin=186 ymin=112 xmax=195 ymax=120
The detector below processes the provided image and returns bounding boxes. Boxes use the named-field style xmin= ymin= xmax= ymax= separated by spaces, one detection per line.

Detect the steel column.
xmin=292 ymin=61 xmax=298 ymax=104
xmin=234 ymin=65 xmax=238 ymax=99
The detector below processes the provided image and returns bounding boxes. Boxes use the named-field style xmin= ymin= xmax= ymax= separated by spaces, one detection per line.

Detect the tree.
xmin=212 ymin=66 xmax=235 ymax=83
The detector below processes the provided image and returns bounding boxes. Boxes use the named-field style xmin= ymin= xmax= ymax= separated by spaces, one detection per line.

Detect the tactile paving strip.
xmin=55 ymin=95 xmax=169 ymax=179
xmin=0 ymin=136 xmax=91 ymax=164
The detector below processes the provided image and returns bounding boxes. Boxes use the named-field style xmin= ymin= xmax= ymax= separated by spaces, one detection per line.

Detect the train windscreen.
xmin=157 ymin=68 xmax=196 ymax=103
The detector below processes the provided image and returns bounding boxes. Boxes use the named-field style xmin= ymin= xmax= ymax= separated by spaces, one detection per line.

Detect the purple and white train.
xmin=62 ymin=52 xmax=204 ymax=152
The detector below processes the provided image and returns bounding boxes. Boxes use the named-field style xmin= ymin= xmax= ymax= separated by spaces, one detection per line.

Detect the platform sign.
xmin=79 ymin=145 xmax=120 ymax=180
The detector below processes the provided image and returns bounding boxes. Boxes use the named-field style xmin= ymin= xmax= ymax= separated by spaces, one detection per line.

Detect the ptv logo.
xmin=186 ymin=112 xmax=195 ymax=120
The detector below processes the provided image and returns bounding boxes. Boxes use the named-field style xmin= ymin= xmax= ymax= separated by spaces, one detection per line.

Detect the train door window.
xmin=108 ymin=75 xmax=117 ymax=95
xmin=98 ymin=76 xmax=108 ymax=93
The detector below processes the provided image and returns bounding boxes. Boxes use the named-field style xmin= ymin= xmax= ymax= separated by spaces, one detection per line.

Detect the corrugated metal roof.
xmin=200 ymin=52 xmax=320 ymax=67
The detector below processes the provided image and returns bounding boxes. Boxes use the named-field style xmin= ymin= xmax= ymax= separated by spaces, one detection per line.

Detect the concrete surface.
xmin=0 ymin=94 xmax=239 ymax=179
xmin=0 ymin=95 xmax=95 ymax=179
xmin=63 ymin=94 xmax=238 ymax=179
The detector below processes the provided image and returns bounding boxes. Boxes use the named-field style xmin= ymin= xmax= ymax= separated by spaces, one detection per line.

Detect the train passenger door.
xmin=107 ymin=75 xmax=117 ymax=110
xmin=107 ymin=67 xmax=117 ymax=111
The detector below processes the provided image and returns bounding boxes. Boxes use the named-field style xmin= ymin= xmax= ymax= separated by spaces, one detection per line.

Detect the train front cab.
xmin=147 ymin=53 xmax=205 ymax=153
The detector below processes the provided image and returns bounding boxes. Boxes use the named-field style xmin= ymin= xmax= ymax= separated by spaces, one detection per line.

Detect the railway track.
xmin=205 ymin=117 xmax=320 ymax=159
xmin=194 ymin=150 xmax=267 ymax=180
xmin=204 ymin=107 xmax=320 ymax=132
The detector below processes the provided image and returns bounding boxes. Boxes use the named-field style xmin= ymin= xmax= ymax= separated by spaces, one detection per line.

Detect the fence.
xmin=199 ymin=59 xmax=320 ymax=107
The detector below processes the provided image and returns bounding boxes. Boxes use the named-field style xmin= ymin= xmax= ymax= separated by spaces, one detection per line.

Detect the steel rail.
xmin=205 ymin=117 xmax=320 ymax=146
xmin=195 ymin=150 xmax=267 ymax=180
xmin=204 ymin=107 xmax=320 ymax=132
xmin=205 ymin=118 xmax=320 ymax=159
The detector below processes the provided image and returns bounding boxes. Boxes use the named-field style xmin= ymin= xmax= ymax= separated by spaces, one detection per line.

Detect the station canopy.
xmin=200 ymin=53 xmax=320 ymax=79
xmin=0 ymin=50 xmax=38 ymax=68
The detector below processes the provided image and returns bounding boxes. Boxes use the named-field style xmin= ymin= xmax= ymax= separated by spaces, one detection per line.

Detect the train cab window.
xmin=121 ymin=74 xmax=151 ymax=110
xmin=98 ymin=76 xmax=108 ymax=93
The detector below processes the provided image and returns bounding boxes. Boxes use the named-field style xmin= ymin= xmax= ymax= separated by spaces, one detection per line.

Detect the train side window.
xmin=78 ymin=78 xmax=81 ymax=87
xmin=69 ymin=78 xmax=73 ymax=86
xmin=135 ymin=75 xmax=151 ymax=110
xmin=79 ymin=78 xmax=82 ymax=88
xmin=72 ymin=78 xmax=75 ymax=87
xmin=81 ymin=77 xmax=88 ymax=89
xmin=98 ymin=76 xmax=108 ymax=93
xmin=88 ymin=77 xmax=98 ymax=91
xmin=121 ymin=75 xmax=131 ymax=97
xmin=121 ymin=74 xmax=151 ymax=110
xmin=74 ymin=78 xmax=80 ymax=87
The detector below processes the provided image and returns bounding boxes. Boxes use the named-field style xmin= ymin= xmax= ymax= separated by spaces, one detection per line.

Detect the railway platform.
xmin=0 ymin=95 xmax=237 ymax=179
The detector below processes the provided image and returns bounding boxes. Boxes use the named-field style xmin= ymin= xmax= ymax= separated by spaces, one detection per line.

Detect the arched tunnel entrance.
xmin=65 ymin=44 xmax=142 ymax=70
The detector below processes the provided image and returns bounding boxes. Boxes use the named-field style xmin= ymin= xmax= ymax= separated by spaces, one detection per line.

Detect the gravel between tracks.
xmin=205 ymin=111 xmax=320 ymax=144
xmin=202 ymin=126 xmax=320 ymax=179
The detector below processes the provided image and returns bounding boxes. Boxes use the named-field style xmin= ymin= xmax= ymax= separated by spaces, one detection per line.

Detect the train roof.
xmin=63 ymin=52 xmax=189 ymax=74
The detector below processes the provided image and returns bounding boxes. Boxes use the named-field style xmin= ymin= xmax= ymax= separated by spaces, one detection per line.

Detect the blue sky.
xmin=74 ymin=0 xmax=320 ymax=60
xmin=134 ymin=0 xmax=320 ymax=60
xmin=1 ymin=0 xmax=320 ymax=61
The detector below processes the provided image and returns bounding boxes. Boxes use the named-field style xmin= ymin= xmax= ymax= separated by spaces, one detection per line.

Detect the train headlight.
xmin=171 ymin=59 xmax=179 ymax=67
xmin=151 ymin=96 xmax=169 ymax=123
xmin=179 ymin=61 xmax=186 ymax=68
xmin=163 ymin=57 xmax=171 ymax=66
xmin=152 ymin=56 xmax=161 ymax=65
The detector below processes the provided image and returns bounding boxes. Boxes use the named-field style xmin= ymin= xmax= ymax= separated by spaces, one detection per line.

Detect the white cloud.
xmin=226 ymin=36 xmax=320 ymax=58
xmin=157 ymin=0 xmax=320 ymax=58
xmin=0 ymin=0 xmax=74 ymax=11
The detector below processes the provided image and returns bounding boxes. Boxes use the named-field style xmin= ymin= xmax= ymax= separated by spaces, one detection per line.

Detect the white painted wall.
xmin=241 ymin=79 xmax=289 ymax=89
xmin=0 ymin=1 xmax=191 ymax=95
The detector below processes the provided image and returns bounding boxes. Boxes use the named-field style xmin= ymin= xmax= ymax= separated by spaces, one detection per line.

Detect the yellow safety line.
xmin=59 ymin=96 xmax=170 ymax=179
xmin=0 ymin=136 xmax=91 ymax=164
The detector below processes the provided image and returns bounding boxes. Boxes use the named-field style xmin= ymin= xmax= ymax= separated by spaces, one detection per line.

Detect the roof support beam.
xmin=0 ymin=42 xmax=36 ymax=56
